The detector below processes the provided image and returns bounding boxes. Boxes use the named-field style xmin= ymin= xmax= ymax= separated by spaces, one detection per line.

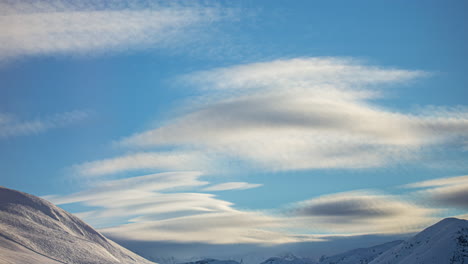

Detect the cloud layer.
xmin=74 ymin=151 xmax=210 ymax=177
xmin=202 ymin=182 xmax=262 ymax=192
xmin=405 ymin=175 xmax=468 ymax=210
xmin=49 ymin=171 xmax=310 ymax=244
xmin=115 ymin=58 xmax=467 ymax=172
xmin=48 ymin=171 xmax=442 ymax=244
xmin=0 ymin=1 xmax=226 ymax=60
xmin=54 ymin=58 xmax=466 ymax=245
xmin=287 ymin=191 xmax=436 ymax=234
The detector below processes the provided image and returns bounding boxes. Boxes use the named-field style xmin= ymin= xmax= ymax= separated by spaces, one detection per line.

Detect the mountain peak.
xmin=369 ymin=217 xmax=468 ymax=264
xmin=434 ymin=217 xmax=467 ymax=226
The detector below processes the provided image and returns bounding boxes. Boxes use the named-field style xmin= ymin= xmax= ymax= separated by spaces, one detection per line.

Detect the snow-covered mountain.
xmin=0 ymin=186 xmax=155 ymax=264
xmin=318 ymin=240 xmax=402 ymax=264
xmin=180 ymin=258 xmax=241 ymax=264
xmin=369 ymin=218 xmax=468 ymax=264
xmin=260 ymin=253 xmax=316 ymax=264
xmin=259 ymin=218 xmax=468 ymax=264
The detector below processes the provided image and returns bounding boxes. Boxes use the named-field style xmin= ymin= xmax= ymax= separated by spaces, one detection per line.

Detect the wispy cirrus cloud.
xmin=48 ymin=171 xmax=234 ymax=227
xmin=0 ymin=113 xmax=13 ymax=125
xmin=0 ymin=0 xmax=229 ymax=60
xmin=48 ymin=171 xmax=209 ymax=206
xmin=0 ymin=110 xmax=89 ymax=139
xmin=118 ymin=58 xmax=468 ymax=172
xmin=73 ymin=151 xmax=211 ymax=177
xmin=202 ymin=182 xmax=262 ymax=192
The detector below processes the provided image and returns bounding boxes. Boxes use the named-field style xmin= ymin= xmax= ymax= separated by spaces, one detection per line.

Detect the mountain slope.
xmin=369 ymin=218 xmax=468 ymax=264
xmin=0 ymin=186 xmax=155 ymax=264
xmin=0 ymin=235 xmax=62 ymax=264
xmin=318 ymin=240 xmax=402 ymax=264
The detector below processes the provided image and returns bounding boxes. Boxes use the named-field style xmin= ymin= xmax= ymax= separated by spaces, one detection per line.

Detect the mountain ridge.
xmin=369 ymin=217 xmax=468 ymax=264
xmin=318 ymin=240 xmax=403 ymax=264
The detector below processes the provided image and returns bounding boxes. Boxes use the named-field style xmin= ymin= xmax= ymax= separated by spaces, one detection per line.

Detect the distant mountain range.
xmin=181 ymin=258 xmax=241 ymax=264
xmin=318 ymin=240 xmax=403 ymax=264
xmin=0 ymin=186 xmax=467 ymax=264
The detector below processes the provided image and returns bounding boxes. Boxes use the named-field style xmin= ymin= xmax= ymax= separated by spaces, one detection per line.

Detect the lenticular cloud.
xmin=117 ymin=58 xmax=468 ymax=172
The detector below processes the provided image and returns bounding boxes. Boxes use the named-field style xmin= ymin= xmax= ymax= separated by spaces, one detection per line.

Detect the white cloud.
xmin=49 ymin=171 xmax=438 ymax=244
xmin=286 ymin=191 xmax=437 ymax=235
xmin=90 ymin=189 xmax=437 ymax=244
xmin=182 ymin=57 xmax=424 ymax=92
xmin=48 ymin=171 xmax=238 ymax=226
xmin=49 ymin=171 xmax=312 ymax=244
xmin=202 ymin=182 xmax=262 ymax=191
xmin=50 ymin=58 xmax=466 ymax=245
xmin=0 ymin=110 xmax=89 ymax=139
xmin=73 ymin=151 xmax=210 ymax=177
xmin=404 ymin=175 xmax=468 ymax=189
xmin=49 ymin=171 xmax=209 ymax=205
xmin=405 ymin=175 xmax=468 ymax=209
xmin=119 ymin=58 xmax=468 ymax=171
xmin=0 ymin=1 xmax=226 ymax=60
xmin=455 ymin=214 xmax=468 ymax=220
xmin=75 ymin=192 xmax=237 ymax=228
xmin=101 ymin=211 xmax=323 ymax=245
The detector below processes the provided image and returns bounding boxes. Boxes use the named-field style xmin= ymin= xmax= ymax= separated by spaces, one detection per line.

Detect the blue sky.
xmin=1 ymin=0 xmax=468 ymax=260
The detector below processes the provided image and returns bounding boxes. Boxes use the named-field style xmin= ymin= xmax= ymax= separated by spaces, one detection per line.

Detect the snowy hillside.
xmin=0 ymin=186 xmax=155 ymax=264
xmin=318 ymin=240 xmax=402 ymax=264
xmin=260 ymin=253 xmax=316 ymax=264
xmin=0 ymin=235 xmax=61 ymax=264
xmin=369 ymin=218 xmax=468 ymax=264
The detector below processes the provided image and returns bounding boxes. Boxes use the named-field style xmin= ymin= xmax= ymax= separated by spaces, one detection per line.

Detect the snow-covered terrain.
xmin=260 ymin=253 xmax=316 ymax=264
xmin=369 ymin=218 xmax=468 ymax=264
xmin=0 ymin=186 xmax=155 ymax=264
xmin=318 ymin=240 xmax=402 ymax=264
xmin=0 ymin=235 xmax=61 ymax=264
xmin=180 ymin=258 xmax=241 ymax=264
